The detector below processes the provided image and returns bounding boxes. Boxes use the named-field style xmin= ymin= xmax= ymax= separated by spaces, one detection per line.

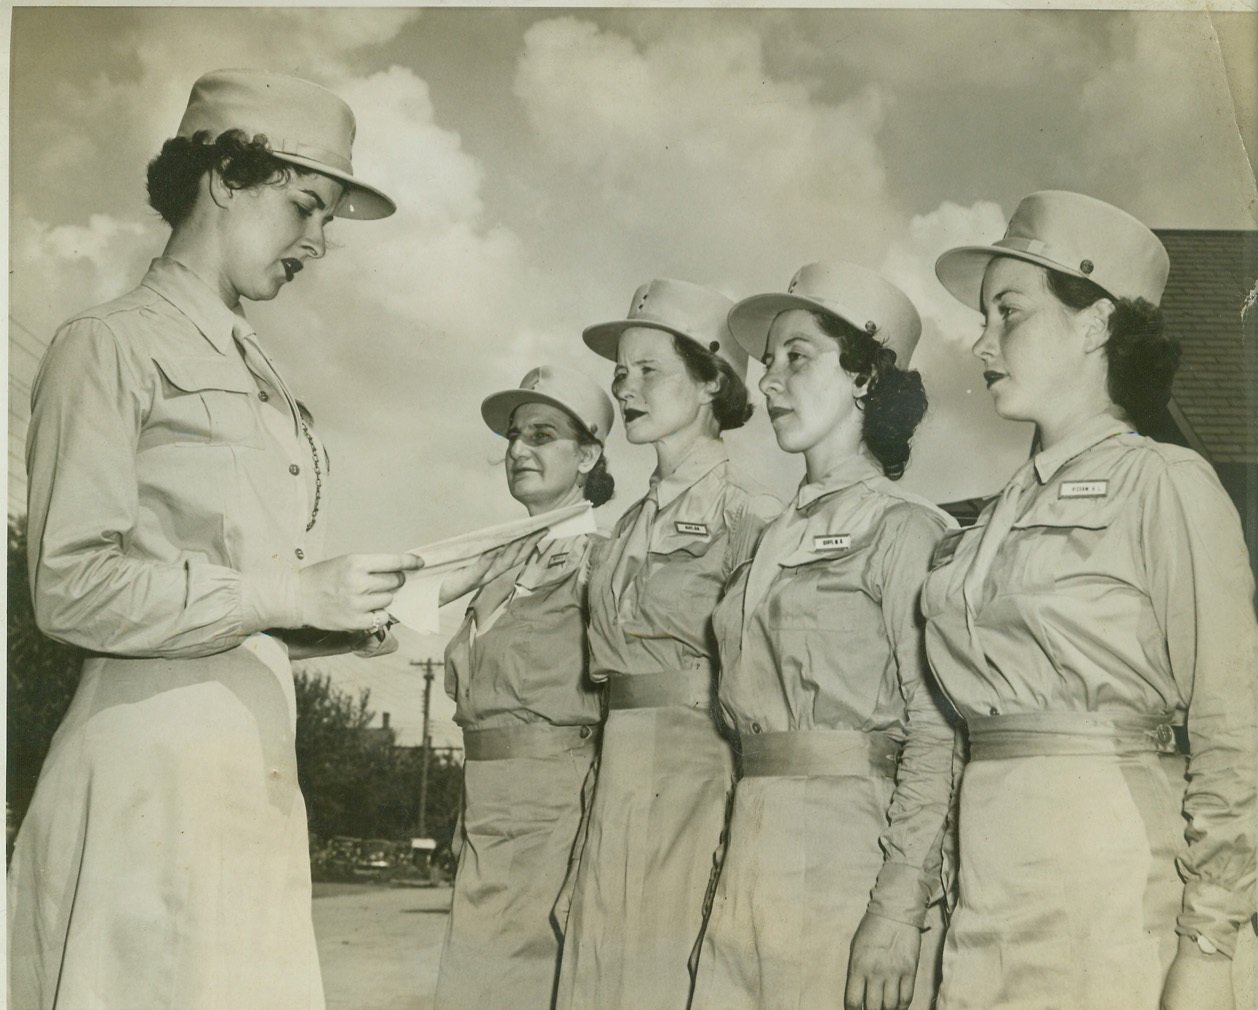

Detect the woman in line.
xmin=924 ymin=190 xmax=1257 ymax=1009
xmin=691 ymin=262 xmax=957 ymax=1010
xmin=9 ymin=70 xmax=419 ymax=1010
xmin=433 ymin=365 xmax=615 ymax=1010
xmin=555 ymin=279 xmax=781 ymax=1010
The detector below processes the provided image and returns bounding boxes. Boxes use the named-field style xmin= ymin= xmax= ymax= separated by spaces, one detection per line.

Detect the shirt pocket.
xmin=769 ymin=548 xmax=866 ymax=632
xmin=150 ymin=355 xmax=265 ymax=449
xmin=1005 ymin=495 xmax=1124 ymax=593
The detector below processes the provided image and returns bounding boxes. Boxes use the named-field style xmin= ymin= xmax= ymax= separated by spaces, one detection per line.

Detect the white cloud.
xmin=513 ymin=16 xmax=897 ymax=281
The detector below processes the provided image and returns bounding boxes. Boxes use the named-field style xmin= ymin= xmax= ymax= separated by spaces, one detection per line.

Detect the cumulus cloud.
xmin=513 ymin=16 xmax=897 ymax=283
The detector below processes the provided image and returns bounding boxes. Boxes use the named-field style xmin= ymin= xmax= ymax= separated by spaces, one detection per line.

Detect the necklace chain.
xmin=301 ymin=418 xmax=323 ymax=532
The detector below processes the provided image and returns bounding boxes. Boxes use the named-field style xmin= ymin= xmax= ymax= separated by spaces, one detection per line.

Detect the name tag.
xmin=1059 ymin=480 xmax=1108 ymax=499
xmin=546 ymin=552 xmax=570 ymax=569
xmin=813 ymin=534 xmax=852 ymax=551
xmin=675 ymin=522 xmax=709 ymax=537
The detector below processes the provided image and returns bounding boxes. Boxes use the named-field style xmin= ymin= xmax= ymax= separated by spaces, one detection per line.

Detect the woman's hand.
xmin=299 ymin=553 xmax=422 ymax=631
xmin=1161 ymin=935 xmax=1235 ymax=1010
xmin=438 ymin=531 xmax=546 ymax=607
xmin=844 ymin=913 xmax=922 ymax=1010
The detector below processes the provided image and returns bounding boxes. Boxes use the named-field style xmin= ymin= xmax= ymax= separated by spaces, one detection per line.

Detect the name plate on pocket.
xmin=675 ymin=522 xmax=709 ymax=536
xmin=1059 ymin=480 xmax=1108 ymax=499
xmin=813 ymin=534 xmax=852 ymax=551
xmin=546 ymin=552 xmax=570 ymax=568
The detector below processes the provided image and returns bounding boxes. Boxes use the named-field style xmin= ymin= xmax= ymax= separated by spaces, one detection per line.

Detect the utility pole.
xmin=411 ymin=657 xmax=443 ymax=837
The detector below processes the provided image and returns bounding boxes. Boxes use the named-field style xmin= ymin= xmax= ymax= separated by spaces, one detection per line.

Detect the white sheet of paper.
xmin=389 ymin=502 xmax=595 ymax=633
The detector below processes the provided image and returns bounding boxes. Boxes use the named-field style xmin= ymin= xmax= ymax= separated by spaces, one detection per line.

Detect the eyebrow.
xmin=979 ymin=287 xmax=1017 ymax=314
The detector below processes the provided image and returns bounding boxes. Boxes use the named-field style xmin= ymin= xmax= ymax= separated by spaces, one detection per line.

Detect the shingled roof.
xmin=1155 ymin=229 xmax=1258 ymax=465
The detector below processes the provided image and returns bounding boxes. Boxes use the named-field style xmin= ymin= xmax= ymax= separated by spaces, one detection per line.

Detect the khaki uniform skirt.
xmin=692 ymin=731 xmax=943 ymax=1010
xmin=7 ymin=640 xmax=323 ymax=1010
xmin=434 ymin=723 xmax=597 ymax=1010
xmin=938 ymin=717 xmax=1186 ymax=1010
xmin=554 ymin=674 xmax=735 ymax=1010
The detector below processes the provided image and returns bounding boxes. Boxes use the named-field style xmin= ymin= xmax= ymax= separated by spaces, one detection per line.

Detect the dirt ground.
xmin=313 ymin=881 xmax=451 ymax=1010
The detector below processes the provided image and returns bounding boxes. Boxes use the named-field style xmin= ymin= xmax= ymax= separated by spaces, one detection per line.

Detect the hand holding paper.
xmin=389 ymin=503 xmax=596 ymax=633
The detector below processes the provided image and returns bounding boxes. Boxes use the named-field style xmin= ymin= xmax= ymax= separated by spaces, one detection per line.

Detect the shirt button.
xmin=258 ymin=390 xmax=270 ymax=402
xmin=989 ymin=706 xmax=1000 ymax=716
xmin=289 ymin=463 xmax=301 ymax=476
xmin=295 ymin=548 xmax=305 ymax=561
xmin=751 ymin=722 xmax=762 ymax=734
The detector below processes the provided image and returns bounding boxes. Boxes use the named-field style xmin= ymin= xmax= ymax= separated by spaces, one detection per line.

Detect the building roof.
xmin=1156 ymin=229 xmax=1258 ymax=465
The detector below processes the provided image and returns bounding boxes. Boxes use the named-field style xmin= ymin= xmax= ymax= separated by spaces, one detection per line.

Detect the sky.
xmin=7 ymin=5 xmax=1257 ymax=747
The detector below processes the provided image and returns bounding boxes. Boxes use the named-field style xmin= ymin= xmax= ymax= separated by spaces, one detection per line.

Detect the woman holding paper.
xmin=434 ymin=365 xmax=615 ymax=1010
xmin=9 ymin=70 xmax=417 ymax=1010
xmin=923 ymin=191 xmax=1257 ymax=1009
xmin=689 ymin=262 xmax=955 ymax=1010
xmin=555 ymin=279 xmax=781 ymax=1010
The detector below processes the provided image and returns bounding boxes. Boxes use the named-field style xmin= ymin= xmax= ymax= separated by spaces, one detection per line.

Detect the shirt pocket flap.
xmin=153 ymin=355 xmax=257 ymax=396
xmin=1013 ymin=494 xmax=1124 ymax=531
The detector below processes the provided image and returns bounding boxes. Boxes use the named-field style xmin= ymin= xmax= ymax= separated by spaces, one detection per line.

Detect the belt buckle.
xmin=1152 ymin=723 xmax=1177 ymax=754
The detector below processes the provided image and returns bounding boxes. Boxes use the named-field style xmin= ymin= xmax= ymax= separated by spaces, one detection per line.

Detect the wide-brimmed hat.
xmin=177 ymin=69 xmax=395 ymax=220
xmin=935 ymin=190 xmax=1168 ymax=310
xmin=481 ymin=365 xmax=615 ymax=443
xmin=582 ymin=278 xmax=748 ymax=381
xmin=728 ymin=261 xmax=922 ymax=367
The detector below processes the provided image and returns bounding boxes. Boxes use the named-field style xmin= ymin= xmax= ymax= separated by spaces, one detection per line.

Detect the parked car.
xmin=354 ymin=838 xmax=397 ymax=877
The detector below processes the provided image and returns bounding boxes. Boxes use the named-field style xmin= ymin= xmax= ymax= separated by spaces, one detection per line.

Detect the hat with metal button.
xmin=935 ymin=190 xmax=1168 ymax=310
xmin=582 ymin=278 xmax=748 ymax=381
xmin=176 ymin=68 xmax=395 ymax=220
xmin=481 ymin=365 xmax=615 ymax=443
xmin=728 ymin=261 xmax=923 ymax=367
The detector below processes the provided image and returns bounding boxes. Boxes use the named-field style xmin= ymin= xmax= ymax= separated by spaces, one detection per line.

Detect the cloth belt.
xmin=967 ymin=711 xmax=1183 ymax=761
xmin=462 ymin=722 xmax=598 ymax=761
xmin=740 ymin=729 xmax=900 ymax=779
xmin=606 ymin=666 xmax=713 ymax=711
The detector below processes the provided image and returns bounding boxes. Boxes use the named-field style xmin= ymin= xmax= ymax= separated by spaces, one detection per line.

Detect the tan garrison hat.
xmin=177 ymin=69 xmax=395 ymax=220
xmin=935 ymin=190 xmax=1168 ymax=310
xmin=728 ymin=261 xmax=923 ymax=367
xmin=481 ymin=365 xmax=615 ymax=443
xmin=582 ymin=278 xmax=748 ymax=381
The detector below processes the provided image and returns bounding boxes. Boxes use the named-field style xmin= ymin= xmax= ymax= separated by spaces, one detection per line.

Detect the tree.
xmin=7 ymin=517 xmax=82 ymax=832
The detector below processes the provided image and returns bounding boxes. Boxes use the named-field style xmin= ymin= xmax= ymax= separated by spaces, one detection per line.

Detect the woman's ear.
xmin=576 ymin=442 xmax=601 ymax=476
xmin=1081 ymin=298 xmax=1116 ymax=354
xmin=696 ymin=376 xmax=721 ymax=406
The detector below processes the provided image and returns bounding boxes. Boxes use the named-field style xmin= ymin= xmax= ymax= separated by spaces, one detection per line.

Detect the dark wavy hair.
xmin=575 ymin=428 xmax=615 ymax=507
xmin=1044 ymin=270 xmax=1180 ymax=434
xmin=146 ymin=128 xmax=299 ymax=228
xmin=812 ymin=312 xmax=927 ymax=480
xmin=669 ymin=333 xmax=754 ymax=432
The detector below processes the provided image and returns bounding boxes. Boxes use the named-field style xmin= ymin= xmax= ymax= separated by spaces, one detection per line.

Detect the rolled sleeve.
xmin=1144 ymin=458 xmax=1258 ymax=956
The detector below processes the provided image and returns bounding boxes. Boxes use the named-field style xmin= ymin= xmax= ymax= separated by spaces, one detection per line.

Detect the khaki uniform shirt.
xmin=444 ymin=534 xmax=603 ymax=729
xmin=921 ymin=413 xmax=1258 ymax=954
xmin=26 ymin=256 xmax=321 ymax=654
xmin=586 ymin=438 xmax=781 ymax=680
xmin=713 ymin=453 xmax=957 ymax=926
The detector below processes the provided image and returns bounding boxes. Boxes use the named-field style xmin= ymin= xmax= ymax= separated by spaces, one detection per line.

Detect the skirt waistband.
xmin=740 ymin=729 xmax=900 ymax=779
xmin=606 ymin=668 xmax=713 ymax=711
xmin=967 ymin=711 xmax=1182 ymax=761
xmin=462 ymin=722 xmax=598 ymax=761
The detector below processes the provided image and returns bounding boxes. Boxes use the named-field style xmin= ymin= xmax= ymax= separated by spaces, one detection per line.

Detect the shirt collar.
xmin=1032 ymin=412 xmax=1134 ymax=484
xmin=794 ymin=451 xmax=883 ymax=510
xmin=139 ymin=256 xmax=241 ymax=356
xmin=650 ymin=438 xmax=729 ymax=510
